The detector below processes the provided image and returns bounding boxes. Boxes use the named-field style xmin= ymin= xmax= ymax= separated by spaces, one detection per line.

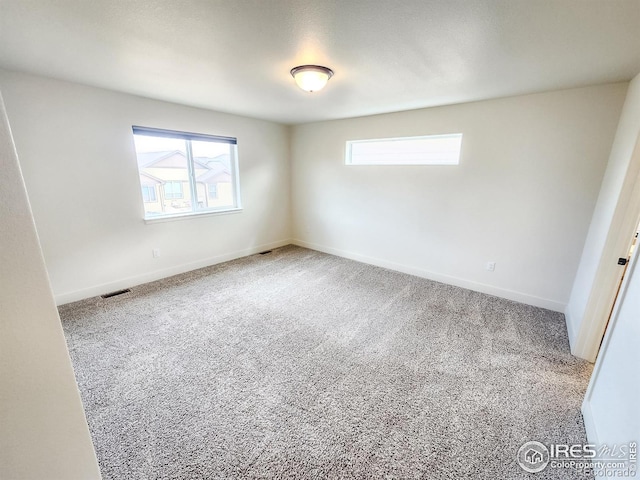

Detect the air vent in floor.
xmin=101 ymin=289 xmax=131 ymax=299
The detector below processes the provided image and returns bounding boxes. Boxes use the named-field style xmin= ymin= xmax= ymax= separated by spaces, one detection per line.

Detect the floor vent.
xmin=101 ymin=289 xmax=131 ymax=299
xmin=259 ymin=250 xmax=273 ymax=255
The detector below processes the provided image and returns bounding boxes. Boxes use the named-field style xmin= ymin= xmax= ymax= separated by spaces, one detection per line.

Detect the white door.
xmin=582 ymin=237 xmax=640 ymax=478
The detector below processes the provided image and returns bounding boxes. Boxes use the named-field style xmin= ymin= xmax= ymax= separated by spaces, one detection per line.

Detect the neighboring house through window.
xmin=132 ymin=126 xmax=241 ymax=219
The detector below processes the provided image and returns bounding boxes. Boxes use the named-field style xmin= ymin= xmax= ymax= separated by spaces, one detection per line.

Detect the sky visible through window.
xmin=347 ymin=134 xmax=462 ymax=165
xmin=133 ymin=135 xmax=230 ymax=156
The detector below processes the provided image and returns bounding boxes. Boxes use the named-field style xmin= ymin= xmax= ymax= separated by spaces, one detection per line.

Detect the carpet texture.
xmin=60 ymin=246 xmax=593 ymax=479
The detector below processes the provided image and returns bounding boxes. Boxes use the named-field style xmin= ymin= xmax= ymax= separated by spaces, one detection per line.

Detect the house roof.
xmin=137 ymin=150 xmax=210 ymax=169
xmin=196 ymin=163 xmax=231 ymax=183
xmin=139 ymin=171 xmax=163 ymax=185
xmin=137 ymin=150 xmax=230 ymax=184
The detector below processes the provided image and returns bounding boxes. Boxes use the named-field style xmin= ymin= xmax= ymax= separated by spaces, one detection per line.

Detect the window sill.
xmin=144 ymin=207 xmax=243 ymax=224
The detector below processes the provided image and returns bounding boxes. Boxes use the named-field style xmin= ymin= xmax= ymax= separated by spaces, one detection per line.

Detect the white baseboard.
xmin=55 ymin=238 xmax=292 ymax=305
xmin=581 ymin=400 xmax=599 ymax=446
xmin=292 ymin=239 xmax=566 ymax=312
xmin=58 ymin=237 xmax=568 ymax=312
xmin=564 ymin=308 xmax=578 ymax=353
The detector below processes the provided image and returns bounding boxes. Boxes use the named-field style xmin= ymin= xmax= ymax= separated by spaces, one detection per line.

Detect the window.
xmin=141 ymin=185 xmax=157 ymax=203
xmin=132 ymin=126 xmax=241 ymax=220
xmin=163 ymin=181 xmax=183 ymax=199
xmin=346 ymin=133 xmax=462 ymax=166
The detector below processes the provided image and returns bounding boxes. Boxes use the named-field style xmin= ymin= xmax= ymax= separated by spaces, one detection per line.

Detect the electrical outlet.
xmin=485 ymin=261 xmax=496 ymax=272
xmin=152 ymin=248 xmax=161 ymax=258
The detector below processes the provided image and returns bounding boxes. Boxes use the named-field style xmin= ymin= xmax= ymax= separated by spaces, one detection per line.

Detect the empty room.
xmin=1 ymin=1 xmax=639 ymax=479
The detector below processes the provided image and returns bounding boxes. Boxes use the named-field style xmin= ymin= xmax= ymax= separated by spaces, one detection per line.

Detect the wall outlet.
xmin=152 ymin=248 xmax=161 ymax=258
xmin=485 ymin=261 xmax=496 ymax=271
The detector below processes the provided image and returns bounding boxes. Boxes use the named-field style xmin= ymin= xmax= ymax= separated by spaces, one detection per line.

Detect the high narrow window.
xmin=132 ymin=126 xmax=241 ymax=220
xmin=346 ymin=133 xmax=462 ymax=166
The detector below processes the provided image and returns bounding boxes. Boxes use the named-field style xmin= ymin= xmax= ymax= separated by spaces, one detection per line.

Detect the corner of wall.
xmin=0 ymin=90 xmax=101 ymax=479
xmin=285 ymin=123 xmax=295 ymax=241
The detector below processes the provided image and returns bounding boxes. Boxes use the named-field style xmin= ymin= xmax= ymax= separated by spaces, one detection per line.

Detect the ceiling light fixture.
xmin=290 ymin=65 xmax=334 ymax=93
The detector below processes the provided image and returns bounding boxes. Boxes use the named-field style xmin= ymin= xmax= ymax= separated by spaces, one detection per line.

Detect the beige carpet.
xmin=60 ymin=245 xmax=593 ymax=479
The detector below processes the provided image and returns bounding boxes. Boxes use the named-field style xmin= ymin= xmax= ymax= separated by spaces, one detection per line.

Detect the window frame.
xmin=132 ymin=126 xmax=242 ymax=222
xmin=345 ymin=133 xmax=463 ymax=166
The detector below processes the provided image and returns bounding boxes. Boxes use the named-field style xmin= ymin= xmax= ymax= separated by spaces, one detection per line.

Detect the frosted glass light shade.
xmin=290 ymin=65 xmax=334 ymax=92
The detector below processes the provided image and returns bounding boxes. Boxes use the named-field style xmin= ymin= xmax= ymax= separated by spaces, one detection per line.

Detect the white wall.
xmin=291 ymin=84 xmax=627 ymax=311
xmin=0 ymin=93 xmax=101 ymax=478
xmin=566 ymin=73 xmax=640 ymax=359
xmin=0 ymin=70 xmax=291 ymax=304
xmin=582 ymin=237 xmax=640 ymax=475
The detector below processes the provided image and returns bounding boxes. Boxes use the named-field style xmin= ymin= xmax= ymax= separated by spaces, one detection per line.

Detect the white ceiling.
xmin=1 ymin=1 xmax=639 ymax=125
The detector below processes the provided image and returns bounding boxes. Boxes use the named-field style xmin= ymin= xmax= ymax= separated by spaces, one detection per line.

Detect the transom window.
xmin=132 ymin=126 xmax=241 ymax=220
xmin=346 ymin=133 xmax=463 ymax=166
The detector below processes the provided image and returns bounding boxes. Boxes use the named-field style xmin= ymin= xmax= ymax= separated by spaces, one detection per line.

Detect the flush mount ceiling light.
xmin=290 ymin=65 xmax=334 ymax=92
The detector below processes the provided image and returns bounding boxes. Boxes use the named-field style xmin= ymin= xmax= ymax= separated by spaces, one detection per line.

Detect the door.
xmin=582 ymin=232 xmax=640 ymax=478
xmin=601 ymin=230 xmax=639 ymax=349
